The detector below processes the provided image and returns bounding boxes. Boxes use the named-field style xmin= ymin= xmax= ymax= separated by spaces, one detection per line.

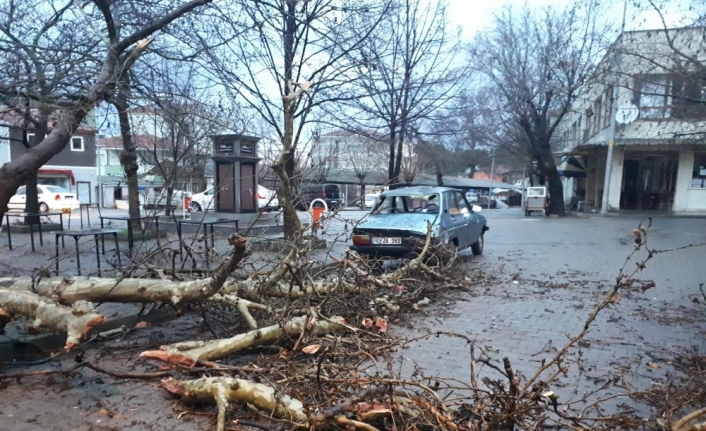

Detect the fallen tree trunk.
xmin=0 ymin=289 xmax=104 ymax=349
xmin=0 ymin=234 xmax=248 ymax=307
xmin=141 ymin=315 xmax=345 ymax=364
xmin=161 ymin=376 xmax=306 ymax=430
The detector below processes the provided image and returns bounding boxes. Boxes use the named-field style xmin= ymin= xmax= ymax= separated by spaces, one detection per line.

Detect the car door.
xmin=457 ymin=191 xmax=482 ymax=245
xmin=443 ymin=191 xmax=468 ymax=247
xmin=8 ymin=186 xmax=26 ymax=210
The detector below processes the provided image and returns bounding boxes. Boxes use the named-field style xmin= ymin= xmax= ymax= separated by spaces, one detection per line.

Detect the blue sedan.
xmin=351 ymin=186 xmax=489 ymax=258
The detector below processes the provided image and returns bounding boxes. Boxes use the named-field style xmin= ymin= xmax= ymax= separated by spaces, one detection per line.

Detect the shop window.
xmin=692 ymin=152 xmax=706 ymax=189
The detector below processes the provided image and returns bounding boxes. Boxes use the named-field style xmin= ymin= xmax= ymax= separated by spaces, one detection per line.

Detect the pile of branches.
xmin=1 ymin=221 xmax=705 ymax=431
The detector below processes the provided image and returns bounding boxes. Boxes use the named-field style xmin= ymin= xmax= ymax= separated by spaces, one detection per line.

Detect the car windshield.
xmin=44 ymin=186 xmax=69 ymax=193
xmin=371 ymin=194 xmax=440 ymax=215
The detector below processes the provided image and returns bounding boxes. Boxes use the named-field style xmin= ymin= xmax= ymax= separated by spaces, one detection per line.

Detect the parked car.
xmin=364 ymin=193 xmax=379 ymax=209
xmin=189 ymin=187 xmax=216 ymax=212
xmin=8 ymin=185 xmax=79 ymax=213
xmin=257 ymin=185 xmax=280 ymax=211
xmin=350 ymin=186 xmax=488 ymax=258
xmin=294 ymin=184 xmax=342 ymax=210
xmin=190 ymin=185 xmax=279 ymax=212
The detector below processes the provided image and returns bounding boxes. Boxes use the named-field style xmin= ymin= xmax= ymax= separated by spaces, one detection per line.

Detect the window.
xmin=634 ymin=74 xmax=706 ymax=120
xmin=71 ymin=137 xmax=84 ymax=151
xmin=636 ymin=76 xmax=672 ymax=119
xmin=671 ymin=75 xmax=706 ymax=119
xmin=692 ymin=152 xmax=706 ymax=189
xmin=26 ymin=133 xmax=35 ymax=145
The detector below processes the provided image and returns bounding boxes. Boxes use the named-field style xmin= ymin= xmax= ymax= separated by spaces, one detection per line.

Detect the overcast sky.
xmin=447 ymin=0 xmax=700 ymax=41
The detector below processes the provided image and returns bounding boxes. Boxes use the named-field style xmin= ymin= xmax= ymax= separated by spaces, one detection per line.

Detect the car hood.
xmin=355 ymin=213 xmax=439 ymax=236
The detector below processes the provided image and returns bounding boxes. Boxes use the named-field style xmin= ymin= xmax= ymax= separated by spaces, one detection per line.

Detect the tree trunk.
xmin=538 ymin=150 xmax=565 ymax=216
xmin=359 ymin=181 xmax=366 ymax=209
xmin=113 ymin=75 xmax=142 ymax=230
xmin=435 ymin=162 xmax=444 ymax=186
xmin=165 ymin=186 xmax=174 ymax=217
xmin=24 ymin=172 xmax=41 ymax=226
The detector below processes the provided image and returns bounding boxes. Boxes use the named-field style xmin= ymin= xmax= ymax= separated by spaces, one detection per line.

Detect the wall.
xmin=676 ymin=150 xmax=706 ymax=211
xmin=10 ymin=129 xmax=96 ymax=167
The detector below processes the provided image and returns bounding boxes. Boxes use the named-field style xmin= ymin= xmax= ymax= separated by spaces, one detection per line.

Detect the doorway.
xmin=240 ymin=163 xmax=256 ymax=212
xmin=76 ymin=181 xmax=91 ymax=204
xmin=217 ymin=163 xmax=236 ymax=212
xmin=620 ymin=151 xmax=678 ymax=210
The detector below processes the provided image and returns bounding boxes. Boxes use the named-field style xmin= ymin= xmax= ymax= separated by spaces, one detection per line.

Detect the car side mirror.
xmin=472 ymin=205 xmax=482 ymax=213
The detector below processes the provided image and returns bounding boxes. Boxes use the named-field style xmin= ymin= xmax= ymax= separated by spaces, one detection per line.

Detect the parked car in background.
xmin=257 ymin=185 xmax=279 ymax=211
xmin=350 ymin=186 xmax=488 ymax=258
xmin=190 ymin=185 xmax=279 ymax=212
xmin=143 ymin=189 xmax=191 ymax=210
xmin=295 ymin=184 xmax=342 ymax=210
xmin=189 ymin=187 xmax=216 ymax=212
xmin=364 ymin=194 xmax=379 ymax=209
xmin=8 ymin=185 xmax=79 ymax=213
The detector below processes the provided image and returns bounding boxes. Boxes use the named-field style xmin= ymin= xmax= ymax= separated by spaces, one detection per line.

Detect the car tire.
xmin=471 ymin=232 xmax=484 ymax=256
xmin=39 ymin=202 xmax=49 ymax=213
xmin=191 ymin=202 xmax=202 ymax=212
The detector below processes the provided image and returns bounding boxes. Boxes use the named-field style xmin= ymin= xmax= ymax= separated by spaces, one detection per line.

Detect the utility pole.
xmin=488 ymin=147 xmax=496 ymax=210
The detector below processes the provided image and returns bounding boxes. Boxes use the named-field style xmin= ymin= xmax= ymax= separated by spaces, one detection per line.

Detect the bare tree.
xmin=190 ymin=0 xmax=388 ymax=240
xmin=130 ymin=62 xmax=241 ymax=216
xmin=335 ymin=0 xmax=467 ymax=189
xmin=0 ymin=0 xmax=212 ymax=220
xmin=470 ymin=1 xmax=608 ymax=215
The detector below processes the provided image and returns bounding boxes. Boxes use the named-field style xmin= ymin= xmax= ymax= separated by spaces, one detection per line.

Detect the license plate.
xmin=372 ymin=237 xmax=401 ymax=245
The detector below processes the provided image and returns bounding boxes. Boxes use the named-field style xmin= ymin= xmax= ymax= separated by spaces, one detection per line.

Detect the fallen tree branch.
xmin=161 ymin=376 xmax=306 ymax=431
xmin=141 ymin=315 xmax=345 ymax=364
xmin=0 ymin=234 xmax=248 ymax=307
xmin=0 ymin=289 xmax=104 ymax=349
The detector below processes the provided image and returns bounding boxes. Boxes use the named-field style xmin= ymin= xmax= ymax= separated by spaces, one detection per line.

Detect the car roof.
xmin=380 ymin=186 xmax=455 ymax=197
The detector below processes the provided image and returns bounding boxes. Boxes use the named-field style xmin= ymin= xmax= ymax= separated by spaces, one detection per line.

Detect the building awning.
xmin=556 ymin=156 xmax=586 ymax=178
xmin=38 ymin=169 xmax=75 ymax=185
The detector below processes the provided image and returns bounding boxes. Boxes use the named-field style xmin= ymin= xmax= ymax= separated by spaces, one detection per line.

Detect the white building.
xmin=557 ymin=27 xmax=706 ymax=212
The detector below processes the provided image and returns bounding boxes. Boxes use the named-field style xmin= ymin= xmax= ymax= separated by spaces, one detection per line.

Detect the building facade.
xmin=557 ymin=27 xmax=706 ymax=212
xmin=0 ymin=119 xmax=98 ymax=204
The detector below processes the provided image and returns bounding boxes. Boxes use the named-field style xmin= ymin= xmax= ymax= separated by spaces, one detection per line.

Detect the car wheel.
xmin=471 ymin=232 xmax=484 ymax=256
xmin=191 ymin=202 xmax=202 ymax=212
xmin=39 ymin=202 xmax=49 ymax=213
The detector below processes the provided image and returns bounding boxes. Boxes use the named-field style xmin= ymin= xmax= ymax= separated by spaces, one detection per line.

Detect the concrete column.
xmin=673 ymin=149 xmax=692 ymax=211
xmin=608 ymin=147 xmax=624 ymax=210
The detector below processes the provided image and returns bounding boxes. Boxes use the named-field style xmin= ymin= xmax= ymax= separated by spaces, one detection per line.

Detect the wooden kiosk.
xmin=211 ymin=134 xmax=261 ymax=213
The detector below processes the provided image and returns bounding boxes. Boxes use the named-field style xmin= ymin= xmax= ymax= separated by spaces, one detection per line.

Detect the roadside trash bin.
xmin=312 ymin=204 xmax=325 ymax=229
